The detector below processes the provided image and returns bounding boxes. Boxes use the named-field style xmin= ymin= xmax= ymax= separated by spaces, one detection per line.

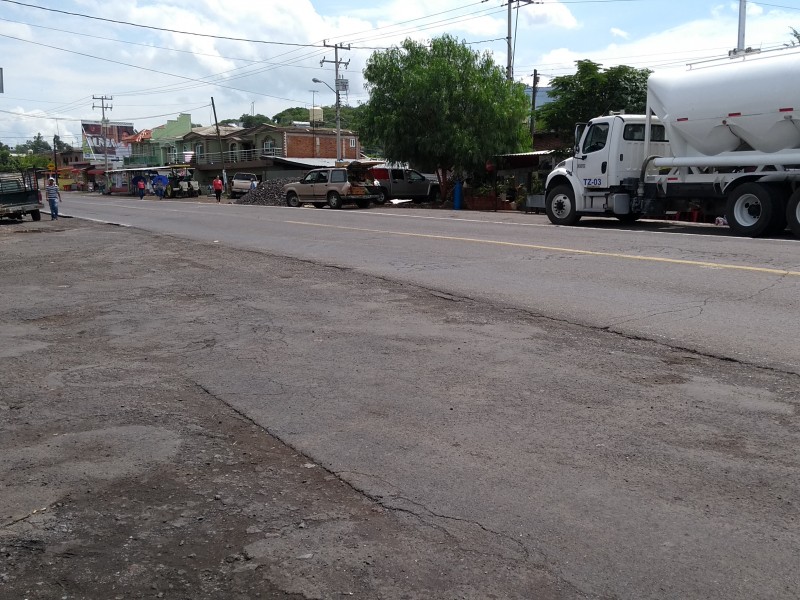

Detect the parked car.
xmin=283 ymin=162 xmax=380 ymax=209
xmin=230 ymin=172 xmax=259 ymax=199
xmin=367 ymin=166 xmax=440 ymax=204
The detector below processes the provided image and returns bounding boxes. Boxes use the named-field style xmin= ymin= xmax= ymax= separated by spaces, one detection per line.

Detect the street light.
xmin=312 ymin=77 xmax=341 ymax=162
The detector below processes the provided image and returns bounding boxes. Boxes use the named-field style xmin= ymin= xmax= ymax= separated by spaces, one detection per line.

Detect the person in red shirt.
xmin=137 ymin=178 xmax=146 ymax=199
xmin=212 ymin=175 xmax=223 ymax=202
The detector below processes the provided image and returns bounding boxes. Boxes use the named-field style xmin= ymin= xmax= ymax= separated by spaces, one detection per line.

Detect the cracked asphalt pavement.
xmin=1 ymin=216 xmax=798 ymax=599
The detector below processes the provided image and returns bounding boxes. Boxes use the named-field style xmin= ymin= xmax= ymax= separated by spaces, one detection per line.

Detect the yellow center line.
xmin=285 ymin=220 xmax=800 ymax=277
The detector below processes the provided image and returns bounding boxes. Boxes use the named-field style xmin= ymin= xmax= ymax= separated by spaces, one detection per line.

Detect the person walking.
xmin=137 ymin=178 xmax=146 ymax=199
xmin=45 ymin=177 xmax=61 ymax=220
xmin=212 ymin=175 xmax=223 ymax=203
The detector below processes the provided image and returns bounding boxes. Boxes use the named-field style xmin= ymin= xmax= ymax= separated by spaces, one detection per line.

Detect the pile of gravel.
xmin=234 ymin=178 xmax=294 ymax=206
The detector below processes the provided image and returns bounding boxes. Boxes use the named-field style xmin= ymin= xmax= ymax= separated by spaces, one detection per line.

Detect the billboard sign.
xmin=81 ymin=120 xmax=135 ymax=165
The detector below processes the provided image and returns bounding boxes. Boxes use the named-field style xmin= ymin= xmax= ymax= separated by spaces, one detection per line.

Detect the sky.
xmin=0 ymin=0 xmax=798 ymax=150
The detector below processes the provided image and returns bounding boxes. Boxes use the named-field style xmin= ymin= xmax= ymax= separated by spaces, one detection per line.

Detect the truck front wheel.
xmin=545 ymin=185 xmax=581 ymax=226
xmin=726 ymin=183 xmax=781 ymax=237
xmin=286 ymin=192 xmax=301 ymax=208
xmin=786 ymin=189 xmax=800 ymax=237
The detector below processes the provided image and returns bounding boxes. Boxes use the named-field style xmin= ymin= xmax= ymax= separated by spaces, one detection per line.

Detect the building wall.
xmin=286 ymin=131 xmax=360 ymax=159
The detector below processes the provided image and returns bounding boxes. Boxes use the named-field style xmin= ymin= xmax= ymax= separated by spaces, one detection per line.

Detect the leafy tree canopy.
xmin=360 ymin=34 xmax=531 ymax=182
xmin=53 ymin=135 xmax=73 ymax=153
xmin=536 ymin=60 xmax=651 ymax=141
xmin=271 ymin=104 xmax=366 ymax=131
xmin=14 ymin=132 xmax=52 ymax=154
xmin=220 ymin=113 xmax=275 ymax=127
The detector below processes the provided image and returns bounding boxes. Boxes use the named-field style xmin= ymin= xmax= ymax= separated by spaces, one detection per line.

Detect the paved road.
xmin=64 ymin=192 xmax=800 ymax=374
xmin=40 ymin=193 xmax=800 ymax=599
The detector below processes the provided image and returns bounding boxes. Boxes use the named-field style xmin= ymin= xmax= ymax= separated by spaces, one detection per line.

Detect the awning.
xmin=87 ymin=169 xmax=105 ymax=175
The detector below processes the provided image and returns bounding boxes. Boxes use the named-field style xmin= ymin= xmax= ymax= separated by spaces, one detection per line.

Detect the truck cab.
xmin=545 ymin=115 xmax=670 ymax=224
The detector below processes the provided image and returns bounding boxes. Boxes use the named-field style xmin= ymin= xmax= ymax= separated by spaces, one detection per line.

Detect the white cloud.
xmin=1 ymin=0 xmax=797 ymax=148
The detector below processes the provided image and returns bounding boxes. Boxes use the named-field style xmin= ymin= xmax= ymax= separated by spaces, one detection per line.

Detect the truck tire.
xmin=786 ymin=189 xmax=800 ymax=237
xmin=327 ymin=192 xmax=343 ymax=209
xmin=545 ymin=185 xmax=581 ymax=226
xmin=30 ymin=209 xmax=41 ymax=222
xmin=286 ymin=192 xmax=301 ymax=208
xmin=726 ymin=183 xmax=781 ymax=237
xmin=355 ymin=199 xmax=370 ymax=209
xmin=375 ymin=187 xmax=388 ymax=204
xmin=428 ymin=187 xmax=441 ymax=202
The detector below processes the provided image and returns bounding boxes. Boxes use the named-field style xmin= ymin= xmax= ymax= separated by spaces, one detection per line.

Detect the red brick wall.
xmin=286 ymin=132 xmax=360 ymax=159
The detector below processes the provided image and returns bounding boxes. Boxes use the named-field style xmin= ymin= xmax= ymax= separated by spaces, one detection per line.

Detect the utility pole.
xmin=211 ymin=96 xmax=227 ymax=188
xmin=506 ymin=0 xmax=537 ymax=81
xmin=52 ymin=135 xmax=59 ymax=184
xmin=321 ymin=42 xmax=350 ymax=162
xmin=529 ymin=69 xmax=539 ymax=147
xmin=92 ymin=95 xmax=112 ymax=183
xmin=310 ymin=90 xmax=317 ymax=158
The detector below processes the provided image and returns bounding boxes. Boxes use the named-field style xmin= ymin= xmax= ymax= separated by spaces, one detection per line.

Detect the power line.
xmin=0 ymin=32 xmax=309 ymax=105
xmin=0 ymin=0 xmax=321 ymax=47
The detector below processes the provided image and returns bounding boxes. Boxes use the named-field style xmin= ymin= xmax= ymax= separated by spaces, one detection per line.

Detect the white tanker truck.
xmin=544 ymin=48 xmax=800 ymax=237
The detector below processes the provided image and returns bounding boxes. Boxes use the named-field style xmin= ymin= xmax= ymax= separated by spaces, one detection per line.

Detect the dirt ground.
xmin=0 ymin=216 xmax=576 ymax=600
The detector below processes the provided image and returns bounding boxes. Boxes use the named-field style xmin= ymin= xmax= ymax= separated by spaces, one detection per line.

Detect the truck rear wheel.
xmin=30 ymin=209 xmax=41 ymax=222
xmin=327 ymin=192 xmax=343 ymax=209
xmin=545 ymin=185 xmax=581 ymax=226
xmin=787 ymin=189 xmax=800 ymax=237
xmin=726 ymin=183 xmax=781 ymax=237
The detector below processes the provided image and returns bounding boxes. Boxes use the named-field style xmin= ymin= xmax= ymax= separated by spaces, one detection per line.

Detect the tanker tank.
xmin=647 ymin=49 xmax=800 ymax=156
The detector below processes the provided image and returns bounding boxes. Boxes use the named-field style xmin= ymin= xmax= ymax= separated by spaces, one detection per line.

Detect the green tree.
xmin=361 ymin=34 xmax=531 ymax=200
xmin=53 ymin=135 xmax=73 ymax=153
xmin=15 ymin=132 xmax=52 ymax=154
xmin=536 ymin=60 xmax=651 ymax=142
xmin=272 ymin=107 xmax=310 ymax=126
xmin=220 ymin=113 xmax=275 ymax=127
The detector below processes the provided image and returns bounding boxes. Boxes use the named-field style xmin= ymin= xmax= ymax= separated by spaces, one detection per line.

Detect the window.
xmin=623 ymin=124 xmax=668 ymax=142
xmin=408 ymin=171 xmax=425 ymax=182
xmin=316 ymin=171 xmax=329 ymax=183
xmin=390 ymin=169 xmax=404 ymax=180
xmin=349 ymin=138 xmax=356 ymax=148
xmin=195 ymin=143 xmax=205 ymax=159
xmin=330 ymin=169 xmax=346 ymax=183
xmin=263 ymin=139 xmax=275 ymax=156
xmin=582 ymin=123 xmax=609 ymax=154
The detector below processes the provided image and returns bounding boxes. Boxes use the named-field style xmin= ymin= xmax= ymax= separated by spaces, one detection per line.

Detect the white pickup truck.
xmin=230 ymin=173 xmax=258 ymax=199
